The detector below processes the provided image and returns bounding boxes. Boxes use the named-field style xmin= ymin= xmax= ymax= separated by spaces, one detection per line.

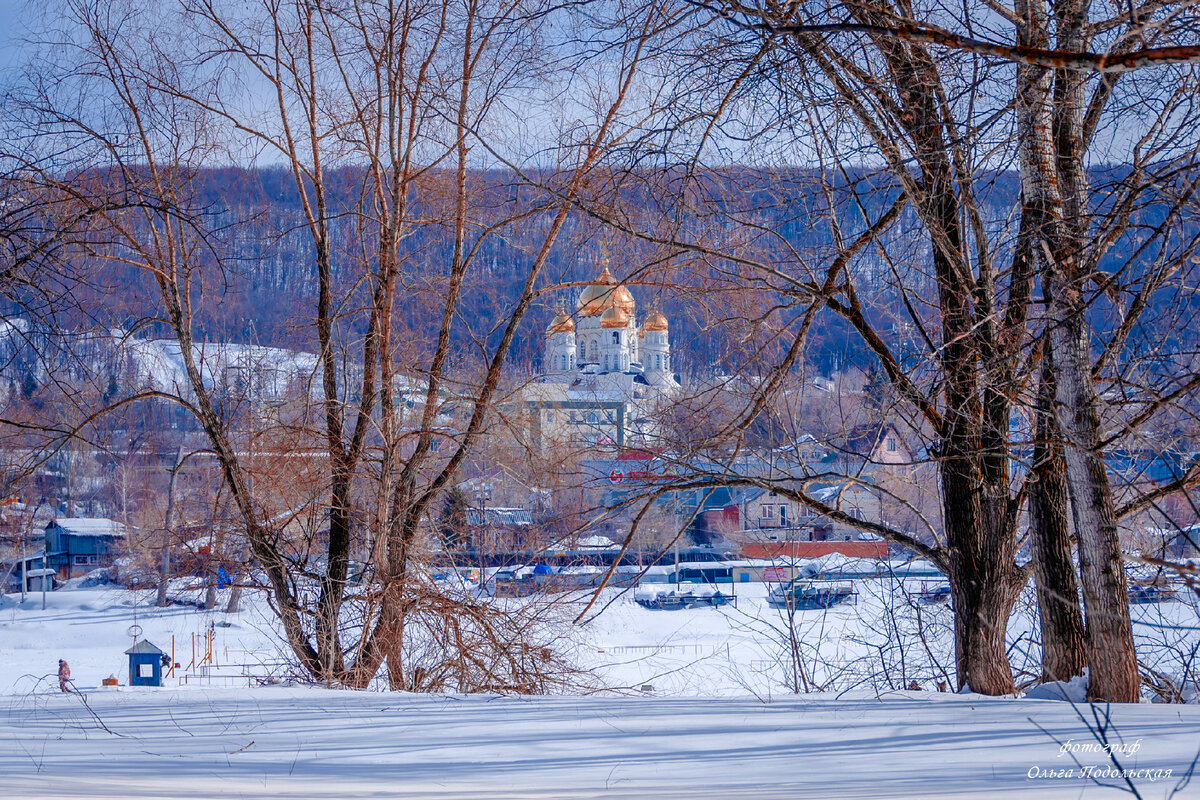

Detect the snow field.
xmin=1 ymin=582 xmax=1198 ymax=798
xmin=2 ymin=687 xmax=1198 ymax=799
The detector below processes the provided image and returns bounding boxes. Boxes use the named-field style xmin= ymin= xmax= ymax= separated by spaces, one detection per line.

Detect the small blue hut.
xmin=126 ymin=640 xmax=166 ymax=687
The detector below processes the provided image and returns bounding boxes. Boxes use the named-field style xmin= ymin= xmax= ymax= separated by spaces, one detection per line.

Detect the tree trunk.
xmin=204 ymin=576 xmax=217 ymax=611
xmin=224 ymin=581 xmax=241 ymax=614
xmin=1013 ymin=0 xmax=1139 ymax=703
xmin=1029 ymin=355 xmax=1086 ymax=681
xmin=1046 ymin=308 xmax=1139 ymax=701
xmin=794 ymin=16 xmax=1031 ymax=694
xmin=224 ymin=542 xmax=247 ymax=614
xmin=943 ymin=463 xmax=1021 ymax=694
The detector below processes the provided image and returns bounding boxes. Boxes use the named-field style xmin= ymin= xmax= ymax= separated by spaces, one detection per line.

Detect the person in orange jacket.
xmin=57 ymin=659 xmax=71 ymax=692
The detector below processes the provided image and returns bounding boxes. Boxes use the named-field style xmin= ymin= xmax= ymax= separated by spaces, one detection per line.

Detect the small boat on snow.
xmin=767 ymin=578 xmax=856 ymax=610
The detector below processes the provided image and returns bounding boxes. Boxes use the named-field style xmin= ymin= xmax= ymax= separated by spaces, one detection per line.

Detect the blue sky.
xmin=0 ymin=0 xmax=28 ymax=71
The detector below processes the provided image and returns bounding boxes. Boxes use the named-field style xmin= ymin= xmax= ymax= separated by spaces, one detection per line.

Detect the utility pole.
xmin=674 ymin=536 xmax=680 ymax=589
xmin=20 ymin=497 xmax=46 ymax=605
xmin=41 ymin=542 xmax=47 ymax=610
xmin=18 ymin=496 xmax=43 ymax=604
xmin=19 ymin=521 xmax=26 ymax=604
xmin=674 ymin=492 xmax=682 ymax=589
xmin=156 ymin=446 xmax=187 ymax=607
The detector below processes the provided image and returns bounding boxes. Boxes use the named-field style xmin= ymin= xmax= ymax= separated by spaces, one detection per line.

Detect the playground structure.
xmin=164 ymin=621 xmax=215 ymax=681
xmin=166 ymin=621 xmax=291 ymax=687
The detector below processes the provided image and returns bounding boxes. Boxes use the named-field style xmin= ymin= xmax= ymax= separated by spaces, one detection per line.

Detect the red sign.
xmin=609 ymin=470 xmax=623 ymax=484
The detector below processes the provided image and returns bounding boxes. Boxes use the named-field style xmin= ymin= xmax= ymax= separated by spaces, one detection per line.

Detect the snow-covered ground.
xmin=4 ymin=687 xmax=1198 ymax=799
xmin=1 ymin=583 xmax=1198 ymax=798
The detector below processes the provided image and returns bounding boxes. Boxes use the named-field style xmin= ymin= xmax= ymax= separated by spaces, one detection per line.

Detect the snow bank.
xmin=1024 ymin=672 xmax=1089 ymax=703
xmin=58 ymin=567 xmax=118 ymax=590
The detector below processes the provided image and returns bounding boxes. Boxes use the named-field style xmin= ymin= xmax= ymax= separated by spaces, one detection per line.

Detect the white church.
xmin=520 ymin=261 xmax=680 ymax=452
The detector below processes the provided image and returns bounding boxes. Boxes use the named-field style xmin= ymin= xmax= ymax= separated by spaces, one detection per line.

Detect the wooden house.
xmin=44 ymin=518 xmax=130 ymax=579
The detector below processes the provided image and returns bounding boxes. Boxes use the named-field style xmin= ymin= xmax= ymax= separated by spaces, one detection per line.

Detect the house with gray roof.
xmin=44 ymin=518 xmax=130 ymax=579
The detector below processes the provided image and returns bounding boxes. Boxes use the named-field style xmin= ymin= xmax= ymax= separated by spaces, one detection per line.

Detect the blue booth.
xmin=126 ymin=640 xmax=167 ymax=687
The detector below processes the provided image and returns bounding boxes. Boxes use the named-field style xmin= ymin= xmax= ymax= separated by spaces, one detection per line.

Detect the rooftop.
xmin=48 ymin=518 xmax=129 ymax=537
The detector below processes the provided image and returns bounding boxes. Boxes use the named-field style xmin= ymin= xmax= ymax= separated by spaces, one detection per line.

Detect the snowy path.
xmin=1 ymin=687 xmax=1197 ymax=799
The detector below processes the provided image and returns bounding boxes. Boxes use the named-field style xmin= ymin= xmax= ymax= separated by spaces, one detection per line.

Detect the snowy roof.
xmin=576 ymin=535 xmax=617 ymax=549
xmin=122 ymin=338 xmax=320 ymax=398
xmin=48 ymin=518 xmax=129 ymax=537
xmin=883 ymin=559 xmax=942 ymax=575
xmin=465 ymin=507 xmax=533 ymax=527
xmin=557 ymin=565 xmax=603 ymax=575
xmin=125 ymin=640 xmax=165 ymax=655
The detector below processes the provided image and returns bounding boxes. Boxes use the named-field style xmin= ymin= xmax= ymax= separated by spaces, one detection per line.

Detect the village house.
xmin=731 ymin=481 xmax=884 ymax=542
xmin=44 ymin=517 xmax=130 ymax=579
xmin=823 ymin=421 xmax=916 ymax=474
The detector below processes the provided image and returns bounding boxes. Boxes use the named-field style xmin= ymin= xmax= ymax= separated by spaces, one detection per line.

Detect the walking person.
xmin=57 ymin=659 xmax=71 ymax=692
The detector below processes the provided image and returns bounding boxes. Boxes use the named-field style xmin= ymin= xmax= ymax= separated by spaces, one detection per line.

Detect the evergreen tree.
xmin=438 ymin=488 xmax=470 ymax=551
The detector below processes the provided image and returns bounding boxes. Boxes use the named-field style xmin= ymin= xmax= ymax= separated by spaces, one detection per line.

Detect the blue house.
xmin=44 ymin=518 xmax=130 ymax=579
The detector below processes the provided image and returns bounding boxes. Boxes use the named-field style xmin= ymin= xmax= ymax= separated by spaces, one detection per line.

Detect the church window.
xmin=612 ymin=331 xmax=620 ymax=343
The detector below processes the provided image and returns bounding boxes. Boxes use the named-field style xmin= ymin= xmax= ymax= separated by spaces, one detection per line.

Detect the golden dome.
xmin=599 ymin=306 xmax=631 ymax=329
xmin=547 ymin=310 xmax=574 ymax=334
xmin=578 ymin=263 xmax=635 ymax=316
xmin=643 ymin=310 xmax=668 ymax=331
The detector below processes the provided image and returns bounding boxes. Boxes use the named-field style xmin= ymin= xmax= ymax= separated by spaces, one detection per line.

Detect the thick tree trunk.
xmin=1013 ymin=0 xmax=1139 ymax=703
xmin=1029 ymin=356 xmax=1087 ymax=681
xmin=1046 ymin=308 xmax=1140 ymax=701
xmin=943 ymin=463 xmax=1021 ymax=694
xmin=815 ymin=18 xmax=1029 ymax=695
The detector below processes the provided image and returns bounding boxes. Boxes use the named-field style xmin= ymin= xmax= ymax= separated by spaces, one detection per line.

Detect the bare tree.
xmin=583 ymin=0 xmax=1200 ymax=700
xmin=13 ymin=0 xmax=671 ymax=688
xmin=594 ymin=0 xmax=1035 ymax=694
